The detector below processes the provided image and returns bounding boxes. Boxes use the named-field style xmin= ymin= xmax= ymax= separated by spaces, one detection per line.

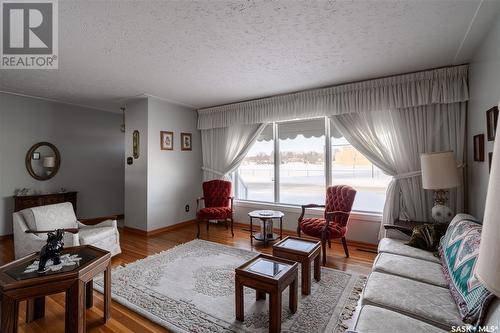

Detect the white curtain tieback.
xmin=393 ymin=170 xmax=421 ymax=180
xmin=393 ymin=163 xmax=465 ymax=180
xmin=201 ymin=167 xmax=225 ymax=177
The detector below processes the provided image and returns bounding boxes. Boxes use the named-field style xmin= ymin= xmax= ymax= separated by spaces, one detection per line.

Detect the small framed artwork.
xmin=473 ymin=134 xmax=485 ymax=161
xmin=486 ymin=106 xmax=499 ymax=141
xmin=181 ymin=132 xmax=192 ymax=151
xmin=160 ymin=131 xmax=174 ymax=150
xmin=489 ymin=152 xmax=493 ymax=173
xmin=32 ymin=152 xmax=40 ymax=160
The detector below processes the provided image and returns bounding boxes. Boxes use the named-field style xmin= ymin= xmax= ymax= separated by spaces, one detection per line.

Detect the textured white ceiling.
xmin=1 ymin=0 xmax=499 ymax=112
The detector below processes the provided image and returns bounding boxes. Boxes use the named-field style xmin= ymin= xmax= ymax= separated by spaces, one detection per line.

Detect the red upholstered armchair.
xmin=196 ymin=180 xmax=234 ymax=238
xmin=297 ymin=185 xmax=356 ymax=265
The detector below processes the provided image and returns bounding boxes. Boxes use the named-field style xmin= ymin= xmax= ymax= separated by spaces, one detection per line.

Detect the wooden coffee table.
xmin=0 ymin=245 xmax=111 ymax=333
xmin=235 ymin=254 xmax=298 ymax=333
xmin=273 ymin=236 xmax=321 ymax=295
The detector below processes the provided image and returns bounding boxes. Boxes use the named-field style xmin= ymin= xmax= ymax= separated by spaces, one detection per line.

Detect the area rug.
xmin=94 ymin=239 xmax=365 ymax=333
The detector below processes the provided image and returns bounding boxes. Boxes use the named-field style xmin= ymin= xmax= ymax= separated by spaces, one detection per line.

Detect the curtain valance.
xmin=197 ymin=65 xmax=469 ymax=130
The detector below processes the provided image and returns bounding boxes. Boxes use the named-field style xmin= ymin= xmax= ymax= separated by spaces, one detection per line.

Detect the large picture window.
xmin=234 ymin=117 xmax=391 ymax=214
xmin=331 ymin=136 xmax=391 ymax=213
xmin=234 ymin=125 xmax=274 ymax=202
xmin=278 ymin=119 xmax=325 ymax=205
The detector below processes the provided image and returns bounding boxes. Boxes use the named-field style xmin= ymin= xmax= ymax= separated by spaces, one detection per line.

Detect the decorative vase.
xmin=431 ymin=204 xmax=454 ymax=224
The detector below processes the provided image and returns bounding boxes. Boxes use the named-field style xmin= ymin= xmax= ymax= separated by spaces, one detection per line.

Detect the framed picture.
xmin=486 ymin=106 xmax=499 ymax=141
xmin=181 ymin=132 xmax=192 ymax=151
xmin=489 ymin=152 xmax=493 ymax=173
xmin=473 ymin=134 xmax=485 ymax=161
xmin=160 ymin=131 xmax=174 ymax=150
xmin=32 ymin=152 xmax=40 ymax=160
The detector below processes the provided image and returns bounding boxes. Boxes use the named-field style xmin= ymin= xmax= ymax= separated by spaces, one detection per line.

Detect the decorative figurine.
xmin=38 ymin=229 xmax=65 ymax=273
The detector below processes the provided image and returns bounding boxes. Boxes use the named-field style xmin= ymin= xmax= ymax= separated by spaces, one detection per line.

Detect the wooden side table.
xmin=0 ymin=245 xmax=111 ymax=333
xmin=235 ymin=254 xmax=298 ymax=333
xmin=272 ymin=236 xmax=321 ymax=295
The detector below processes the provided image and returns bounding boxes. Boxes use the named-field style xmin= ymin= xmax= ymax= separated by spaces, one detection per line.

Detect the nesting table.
xmin=273 ymin=236 xmax=321 ymax=295
xmin=0 ymin=245 xmax=111 ymax=333
xmin=235 ymin=254 xmax=298 ymax=333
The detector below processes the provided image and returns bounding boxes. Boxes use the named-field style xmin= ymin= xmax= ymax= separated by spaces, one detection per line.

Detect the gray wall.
xmin=124 ymin=99 xmax=149 ymax=230
xmin=468 ymin=17 xmax=500 ymax=220
xmin=0 ymin=93 xmax=125 ymax=236
xmin=147 ymin=98 xmax=202 ymax=230
xmin=123 ymin=97 xmax=202 ymax=232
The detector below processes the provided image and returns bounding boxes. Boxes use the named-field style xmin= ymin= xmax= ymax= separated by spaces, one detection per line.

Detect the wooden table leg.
xmin=104 ymin=264 xmax=111 ymax=323
xmin=289 ymin=277 xmax=298 ymax=314
xmin=250 ymin=217 xmax=253 ymax=245
xmin=86 ymin=280 xmax=93 ymax=309
xmin=26 ymin=296 xmax=45 ymax=323
xmin=65 ymin=280 xmax=85 ymax=333
xmin=1 ymin=295 xmax=19 ymax=333
xmin=301 ymin=260 xmax=311 ymax=295
xmin=235 ymin=277 xmax=244 ymax=321
xmin=279 ymin=217 xmax=283 ymax=239
xmin=314 ymin=254 xmax=321 ymax=281
xmin=256 ymin=290 xmax=266 ymax=300
xmin=269 ymin=290 xmax=282 ymax=333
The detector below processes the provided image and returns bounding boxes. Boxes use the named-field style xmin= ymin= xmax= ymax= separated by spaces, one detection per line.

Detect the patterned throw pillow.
xmin=439 ymin=214 xmax=495 ymax=325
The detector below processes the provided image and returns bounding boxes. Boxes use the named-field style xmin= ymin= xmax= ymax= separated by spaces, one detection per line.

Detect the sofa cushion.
xmin=197 ymin=207 xmax=232 ymax=219
xmin=362 ymin=272 xmax=463 ymax=330
xmin=22 ymin=202 xmax=77 ymax=231
xmin=439 ymin=214 xmax=494 ymax=325
xmin=354 ymin=305 xmax=448 ymax=333
xmin=378 ymin=238 xmax=440 ymax=263
xmin=373 ymin=253 xmax=447 ymax=288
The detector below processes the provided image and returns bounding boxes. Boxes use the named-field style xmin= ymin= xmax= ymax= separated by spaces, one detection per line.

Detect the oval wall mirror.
xmin=25 ymin=142 xmax=61 ymax=181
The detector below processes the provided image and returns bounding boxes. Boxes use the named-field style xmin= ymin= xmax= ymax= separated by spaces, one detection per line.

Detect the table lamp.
xmin=476 ymin=102 xmax=500 ymax=297
xmin=421 ymin=151 xmax=460 ymax=223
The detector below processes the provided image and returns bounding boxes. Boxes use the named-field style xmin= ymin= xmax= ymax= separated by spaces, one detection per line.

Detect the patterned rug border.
xmin=94 ymin=239 xmax=366 ymax=333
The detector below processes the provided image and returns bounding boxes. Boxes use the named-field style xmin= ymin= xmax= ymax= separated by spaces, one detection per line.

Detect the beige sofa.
xmin=350 ymin=214 xmax=500 ymax=333
xmin=13 ymin=202 xmax=121 ymax=259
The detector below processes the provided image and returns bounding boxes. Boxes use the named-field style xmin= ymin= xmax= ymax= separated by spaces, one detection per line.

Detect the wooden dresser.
xmin=14 ymin=192 xmax=77 ymax=212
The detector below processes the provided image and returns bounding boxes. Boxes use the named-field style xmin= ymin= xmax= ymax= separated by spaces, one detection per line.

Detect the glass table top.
xmin=247 ymin=258 xmax=290 ymax=277
xmin=277 ymin=238 xmax=317 ymax=252
xmin=5 ymin=247 xmax=101 ymax=281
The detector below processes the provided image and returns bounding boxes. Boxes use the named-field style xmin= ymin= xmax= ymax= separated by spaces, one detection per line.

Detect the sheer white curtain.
xmin=201 ymin=123 xmax=267 ymax=181
xmin=332 ymin=103 xmax=466 ymax=238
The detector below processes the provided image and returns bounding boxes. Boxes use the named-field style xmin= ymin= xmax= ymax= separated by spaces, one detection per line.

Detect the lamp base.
xmin=431 ymin=204 xmax=454 ymax=224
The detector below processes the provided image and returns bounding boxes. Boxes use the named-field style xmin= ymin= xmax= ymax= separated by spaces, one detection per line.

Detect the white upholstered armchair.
xmin=13 ymin=202 xmax=121 ymax=259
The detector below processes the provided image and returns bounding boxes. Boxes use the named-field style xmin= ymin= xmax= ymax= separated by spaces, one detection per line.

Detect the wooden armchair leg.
xmin=196 ymin=219 xmax=201 ymax=238
xmin=321 ymin=239 xmax=327 ymax=266
xmin=230 ymin=217 xmax=234 ymax=237
xmin=341 ymin=237 xmax=349 ymax=258
xmin=206 ymin=220 xmax=210 ymax=232
xmin=297 ymin=224 xmax=301 ymax=237
xmin=328 ymin=239 xmax=331 ymax=248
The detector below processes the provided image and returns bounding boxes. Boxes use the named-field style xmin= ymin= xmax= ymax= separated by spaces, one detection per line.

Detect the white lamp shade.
xmin=476 ymin=103 xmax=500 ymax=296
xmin=420 ymin=151 xmax=460 ymax=189
xmin=43 ymin=156 xmax=55 ymax=168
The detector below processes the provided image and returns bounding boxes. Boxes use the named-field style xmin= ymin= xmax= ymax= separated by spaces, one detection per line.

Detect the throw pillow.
xmin=406 ymin=223 xmax=447 ymax=252
xmin=439 ymin=215 xmax=494 ymax=326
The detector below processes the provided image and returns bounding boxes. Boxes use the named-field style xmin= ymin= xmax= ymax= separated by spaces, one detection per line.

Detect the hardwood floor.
xmin=0 ymin=222 xmax=377 ymax=333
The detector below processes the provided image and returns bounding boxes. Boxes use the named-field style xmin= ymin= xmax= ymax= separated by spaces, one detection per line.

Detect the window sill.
xmin=234 ymin=200 xmax=382 ymax=223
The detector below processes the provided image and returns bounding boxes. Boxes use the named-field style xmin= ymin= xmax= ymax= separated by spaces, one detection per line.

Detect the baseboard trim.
xmin=123 ymin=220 xmax=197 ymax=237
xmin=0 ymin=234 xmax=13 ymax=241
xmin=233 ymin=222 xmax=378 ymax=250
